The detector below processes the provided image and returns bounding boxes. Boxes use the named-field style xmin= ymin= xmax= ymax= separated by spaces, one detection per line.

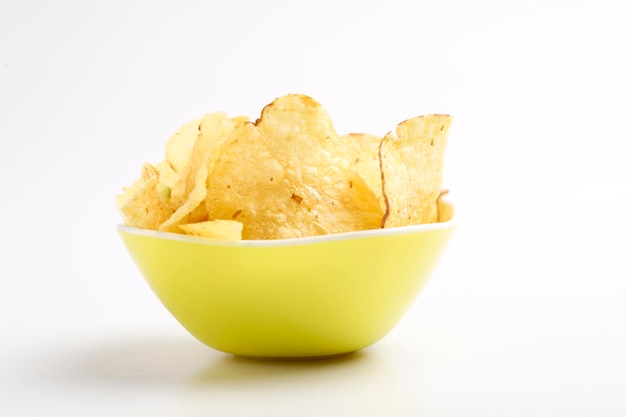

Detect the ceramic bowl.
xmin=118 ymin=200 xmax=456 ymax=358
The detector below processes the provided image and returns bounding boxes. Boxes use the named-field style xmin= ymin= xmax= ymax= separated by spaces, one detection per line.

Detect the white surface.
xmin=1 ymin=1 xmax=625 ymax=416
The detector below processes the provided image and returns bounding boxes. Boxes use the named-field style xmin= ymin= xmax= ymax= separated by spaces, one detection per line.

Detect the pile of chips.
xmin=116 ymin=94 xmax=451 ymax=240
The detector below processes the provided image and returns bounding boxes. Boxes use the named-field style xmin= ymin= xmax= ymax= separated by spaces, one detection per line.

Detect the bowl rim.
xmin=117 ymin=201 xmax=457 ymax=248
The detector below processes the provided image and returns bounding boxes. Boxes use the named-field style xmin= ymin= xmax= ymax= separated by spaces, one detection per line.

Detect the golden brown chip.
xmin=165 ymin=119 xmax=201 ymax=174
xmin=230 ymin=115 xmax=250 ymax=127
xmin=379 ymin=114 xmax=451 ymax=228
xmin=205 ymin=94 xmax=383 ymax=240
xmin=117 ymin=95 xmax=451 ymax=239
xmin=436 ymin=189 xmax=451 ymax=222
xmin=154 ymin=160 xmax=177 ymax=190
xmin=179 ymin=220 xmax=243 ymax=240
xmin=340 ymin=133 xmax=385 ymax=212
xmin=160 ymin=113 xmax=234 ymax=232
xmin=151 ymin=160 xmax=179 ymax=208
xmin=116 ymin=163 xmax=158 ymax=208
xmin=116 ymin=163 xmax=174 ymax=230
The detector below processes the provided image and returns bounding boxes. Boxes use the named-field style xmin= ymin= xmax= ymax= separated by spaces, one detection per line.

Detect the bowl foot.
xmin=233 ymin=351 xmax=359 ymax=362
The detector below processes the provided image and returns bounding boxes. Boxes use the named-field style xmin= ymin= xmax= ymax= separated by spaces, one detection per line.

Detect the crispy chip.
xmin=340 ymin=133 xmax=385 ymax=212
xmin=230 ymin=115 xmax=250 ymax=127
xmin=116 ymin=163 xmax=158 ymax=208
xmin=116 ymin=163 xmax=174 ymax=230
xmin=437 ymin=189 xmax=451 ymax=222
xmin=379 ymin=114 xmax=451 ymax=228
xmin=154 ymin=160 xmax=178 ymax=190
xmin=205 ymin=94 xmax=383 ymax=240
xmin=117 ymin=95 xmax=451 ymax=240
xmin=165 ymin=119 xmax=201 ymax=174
xmin=160 ymin=113 xmax=234 ymax=232
xmin=179 ymin=220 xmax=243 ymax=240
xmin=152 ymin=160 xmax=178 ymax=207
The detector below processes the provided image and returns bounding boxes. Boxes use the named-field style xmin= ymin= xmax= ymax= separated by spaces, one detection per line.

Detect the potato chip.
xmin=340 ymin=133 xmax=385 ymax=212
xmin=205 ymin=94 xmax=383 ymax=240
xmin=436 ymin=189 xmax=450 ymax=222
xmin=116 ymin=163 xmax=158 ymax=208
xmin=116 ymin=163 xmax=174 ymax=230
xmin=179 ymin=220 xmax=243 ymax=240
xmin=117 ymin=94 xmax=451 ymax=240
xmin=154 ymin=160 xmax=177 ymax=190
xmin=230 ymin=115 xmax=250 ymax=127
xmin=379 ymin=114 xmax=451 ymax=228
xmin=150 ymin=160 xmax=177 ymax=206
xmin=160 ymin=112 xmax=234 ymax=232
xmin=165 ymin=118 xmax=201 ymax=174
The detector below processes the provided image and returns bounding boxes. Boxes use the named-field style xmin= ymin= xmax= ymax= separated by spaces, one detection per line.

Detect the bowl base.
xmin=233 ymin=351 xmax=358 ymax=362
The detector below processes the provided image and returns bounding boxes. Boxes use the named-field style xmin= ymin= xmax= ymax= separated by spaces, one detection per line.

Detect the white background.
xmin=1 ymin=0 xmax=625 ymax=416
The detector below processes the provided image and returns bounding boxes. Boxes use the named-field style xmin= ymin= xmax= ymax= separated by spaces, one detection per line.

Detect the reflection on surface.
xmin=72 ymin=336 xmax=387 ymax=383
xmin=74 ymin=336 xmax=216 ymax=386
xmin=192 ymin=351 xmax=367 ymax=386
xmin=72 ymin=335 xmax=376 ymax=387
xmin=48 ymin=333 xmax=412 ymax=416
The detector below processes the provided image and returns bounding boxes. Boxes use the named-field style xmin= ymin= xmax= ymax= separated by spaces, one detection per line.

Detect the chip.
xmin=204 ymin=94 xmax=383 ymax=240
xmin=179 ymin=220 xmax=244 ymax=240
xmin=165 ymin=118 xmax=201 ymax=174
xmin=116 ymin=163 xmax=157 ymax=208
xmin=340 ymin=133 xmax=385 ymax=213
xmin=159 ymin=112 xmax=234 ymax=232
xmin=116 ymin=94 xmax=451 ymax=240
xmin=379 ymin=114 xmax=452 ymax=228
xmin=116 ymin=163 xmax=174 ymax=230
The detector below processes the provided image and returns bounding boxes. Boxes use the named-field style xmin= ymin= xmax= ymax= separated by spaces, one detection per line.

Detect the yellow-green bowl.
xmin=118 ymin=200 xmax=456 ymax=358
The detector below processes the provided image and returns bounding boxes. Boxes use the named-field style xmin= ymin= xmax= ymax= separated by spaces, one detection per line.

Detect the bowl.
xmin=118 ymin=200 xmax=456 ymax=358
